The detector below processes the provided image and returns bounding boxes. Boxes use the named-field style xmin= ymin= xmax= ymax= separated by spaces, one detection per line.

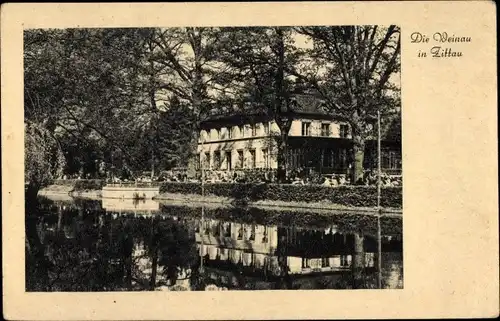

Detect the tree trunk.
xmin=276 ymin=132 xmax=288 ymax=182
xmin=351 ymin=128 xmax=365 ymax=184
xmin=186 ymin=129 xmax=200 ymax=179
xmin=352 ymin=231 xmax=365 ymax=289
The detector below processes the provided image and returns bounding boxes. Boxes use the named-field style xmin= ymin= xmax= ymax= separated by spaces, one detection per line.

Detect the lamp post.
xmin=200 ymin=134 xmax=205 ymax=274
xmin=377 ymin=108 xmax=382 ymax=289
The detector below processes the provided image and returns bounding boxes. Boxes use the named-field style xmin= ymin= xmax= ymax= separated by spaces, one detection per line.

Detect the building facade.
xmin=197 ymin=94 xmax=402 ymax=176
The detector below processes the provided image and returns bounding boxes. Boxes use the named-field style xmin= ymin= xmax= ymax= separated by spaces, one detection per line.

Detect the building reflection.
xmin=194 ymin=218 xmax=377 ymax=279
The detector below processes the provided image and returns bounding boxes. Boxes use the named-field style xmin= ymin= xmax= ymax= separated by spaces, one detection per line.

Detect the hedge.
xmin=159 ymin=182 xmax=402 ymax=208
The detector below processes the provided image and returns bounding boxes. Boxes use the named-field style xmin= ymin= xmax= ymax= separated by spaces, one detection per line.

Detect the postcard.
xmin=1 ymin=1 xmax=498 ymax=320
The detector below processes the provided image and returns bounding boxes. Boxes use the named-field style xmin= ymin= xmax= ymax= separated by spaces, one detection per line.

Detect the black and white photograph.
xmin=24 ymin=25 xmax=402 ymax=292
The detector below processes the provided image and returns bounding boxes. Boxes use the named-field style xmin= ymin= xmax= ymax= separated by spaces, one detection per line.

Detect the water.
xmin=25 ymin=196 xmax=403 ymax=291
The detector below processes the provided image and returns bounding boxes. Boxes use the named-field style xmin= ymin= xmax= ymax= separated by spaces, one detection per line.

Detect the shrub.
xmin=159 ymin=182 xmax=402 ymax=208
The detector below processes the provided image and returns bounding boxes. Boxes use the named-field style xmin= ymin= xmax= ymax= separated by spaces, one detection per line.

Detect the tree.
xmin=143 ymin=28 xmax=227 ymax=175
xmin=293 ymin=25 xmax=401 ymax=183
xmin=126 ymin=96 xmax=197 ymax=174
xmin=24 ymin=28 xmax=157 ymax=181
xmin=216 ymin=27 xmax=301 ymax=181
xmin=25 ymin=121 xmax=65 ymax=199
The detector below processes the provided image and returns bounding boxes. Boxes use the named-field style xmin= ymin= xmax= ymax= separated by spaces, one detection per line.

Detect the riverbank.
xmin=39 ymin=185 xmax=102 ymax=198
xmin=154 ymin=192 xmax=402 ymax=215
xmin=39 ymin=179 xmax=402 ymax=213
xmin=38 ymin=185 xmax=401 ymax=215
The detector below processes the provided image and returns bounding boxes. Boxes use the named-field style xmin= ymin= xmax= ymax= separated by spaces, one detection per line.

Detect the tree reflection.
xmin=26 ymin=199 xmax=199 ymax=291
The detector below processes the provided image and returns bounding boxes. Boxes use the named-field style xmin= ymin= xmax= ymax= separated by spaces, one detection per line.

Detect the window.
xmin=214 ymin=223 xmax=221 ymax=237
xmin=228 ymin=127 xmax=233 ymax=139
xmin=262 ymin=148 xmax=269 ymax=168
xmin=251 ymin=124 xmax=257 ymax=136
xmin=322 ymin=149 xmax=334 ymax=168
xmin=340 ymin=124 xmax=349 ymax=138
xmin=263 ymin=122 xmax=270 ymax=135
xmin=383 ymin=150 xmax=401 ymax=169
xmin=239 ymin=125 xmax=244 ymax=138
xmin=224 ymin=223 xmax=231 ymax=237
xmin=249 ymin=225 xmax=256 ymax=241
xmin=340 ymin=255 xmax=349 ymax=267
xmin=215 ymin=128 xmax=220 ymax=140
xmin=237 ymin=226 xmax=243 ymax=240
xmin=204 ymin=221 xmax=210 ymax=235
xmin=321 ymin=123 xmax=330 ymax=137
xmin=226 ymin=151 xmax=232 ymax=170
xmin=337 ymin=148 xmax=347 ymax=169
xmin=249 ymin=149 xmax=256 ymax=168
xmin=213 ymin=151 xmax=221 ymax=169
xmin=237 ymin=150 xmax=244 ymax=168
xmin=301 ymin=122 xmax=311 ymax=136
xmin=322 ymin=257 xmax=330 ymax=267
xmin=204 ymin=152 xmax=210 ymax=169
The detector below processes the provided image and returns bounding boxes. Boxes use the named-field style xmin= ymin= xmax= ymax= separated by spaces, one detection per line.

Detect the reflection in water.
xmin=25 ymin=196 xmax=403 ymax=291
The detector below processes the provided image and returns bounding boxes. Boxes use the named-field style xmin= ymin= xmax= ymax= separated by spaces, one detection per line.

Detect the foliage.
xmin=143 ymin=96 xmax=196 ymax=171
xmin=25 ymin=121 xmax=65 ymax=195
xmin=292 ymin=26 xmax=401 ymax=182
xmin=24 ymin=28 xmax=204 ymax=179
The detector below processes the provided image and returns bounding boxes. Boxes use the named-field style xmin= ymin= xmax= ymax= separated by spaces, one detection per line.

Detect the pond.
xmin=25 ymin=196 xmax=403 ymax=291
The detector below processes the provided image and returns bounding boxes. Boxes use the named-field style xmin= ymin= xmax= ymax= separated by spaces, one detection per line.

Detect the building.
xmin=197 ymin=93 xmax=402 ymax=176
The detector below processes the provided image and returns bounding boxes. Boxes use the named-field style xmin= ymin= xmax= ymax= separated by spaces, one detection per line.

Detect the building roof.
xmin=200 ymin=93 xmax=343 ymax=129
xmin=201 ymin=93 xmax=401 ymax=143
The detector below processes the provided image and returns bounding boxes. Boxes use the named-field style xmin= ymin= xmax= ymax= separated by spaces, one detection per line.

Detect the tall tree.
xmin=293 ymin=25 xmax=401 ymax=183
xmin=144 ymin=28 xmax=227 ymax=175
xmin=127 ymin=96 xmax=197 ymax=174
xmin=216 ymin=27 xmax=300 ymax=181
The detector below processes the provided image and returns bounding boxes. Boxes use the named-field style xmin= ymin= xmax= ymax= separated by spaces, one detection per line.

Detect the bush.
xmin=159 ymin=182 xmax=402 ymax=208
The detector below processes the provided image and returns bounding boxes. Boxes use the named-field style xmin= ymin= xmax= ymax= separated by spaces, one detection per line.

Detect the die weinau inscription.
xmin=411 ymin=32 xmax=471 ymax=58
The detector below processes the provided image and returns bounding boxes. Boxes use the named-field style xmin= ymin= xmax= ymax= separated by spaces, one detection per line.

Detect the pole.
xmin=377 ymin=109 xmax=382 ymax=210
xmin=151 ymin=150 xmax=155 ymax=180
xmin=377 ymin=109 xmax=382 ymax=289
xmin=200 ymin=136 xmax=205 ymax=274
